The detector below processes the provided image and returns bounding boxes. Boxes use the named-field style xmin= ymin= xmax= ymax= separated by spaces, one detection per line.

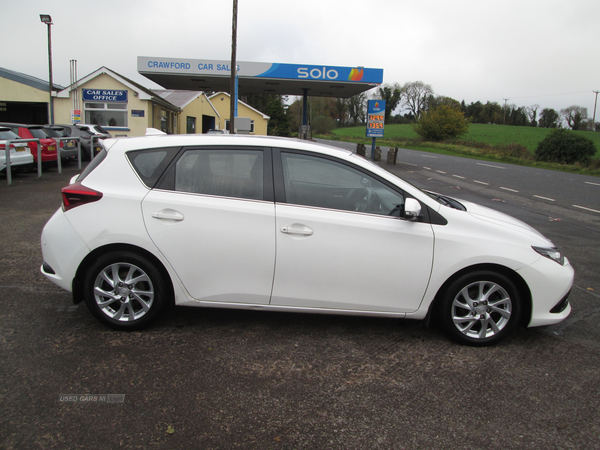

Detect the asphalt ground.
xmin=1 ymin=157 xmax=599 ymax=450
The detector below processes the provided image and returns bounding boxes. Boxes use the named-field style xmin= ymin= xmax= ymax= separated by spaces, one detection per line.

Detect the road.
xmin=1 ymin=154 xmax=600 ymax=449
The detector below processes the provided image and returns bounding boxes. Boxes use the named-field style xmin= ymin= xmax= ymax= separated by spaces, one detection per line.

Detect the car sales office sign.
xmin=82 ymin=89 xmax=128 ymax=102
xmin=366 ymin=100 xmax=386 ymax=138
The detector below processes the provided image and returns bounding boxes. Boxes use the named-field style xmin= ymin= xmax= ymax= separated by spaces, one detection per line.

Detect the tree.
xmin=334 ymin=98 xmax=349 ymax=126
xmin=561 ymin=105 xmax=588 ymax=130
xmin=465 ymin=101 xmax=485 ymax=123
xmin=413 ymin=105 xmax=469 ymax=142
xmin=526 ymin=104 xmax=539 ymax=127
xmin=427 ymin=95 xmax=461 ymax=111
xmin=375 ymin=83 xmax=402 ymax=122
xmin=401 ymin=81 xmax=433 ymax=119
xmin=481 ymin=102 xmax=503 ymax=124
xmin=264 ymin=96 xmax=290 ymax=136
xmin=347 ymin=92 xmax=367 ymax=125
xmin=535 ymin=128 xmax=596 ymax=165
xmin=539 ymin=108 xmax=559 ymax=128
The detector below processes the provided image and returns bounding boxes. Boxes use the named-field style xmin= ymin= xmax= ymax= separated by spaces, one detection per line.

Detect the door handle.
xmin=151 ymin=209 xmax=184 ymax=221
xmin=281 ymin=224 xmax=313 ymax=236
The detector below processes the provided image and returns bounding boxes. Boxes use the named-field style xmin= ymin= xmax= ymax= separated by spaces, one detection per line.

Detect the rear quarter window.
xmin=126 ymin=147 xmax=180 ymax=188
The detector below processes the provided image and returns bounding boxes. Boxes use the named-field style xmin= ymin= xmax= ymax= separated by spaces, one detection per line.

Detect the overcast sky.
xmin=3 ymin=0 xmax=599 ymax=116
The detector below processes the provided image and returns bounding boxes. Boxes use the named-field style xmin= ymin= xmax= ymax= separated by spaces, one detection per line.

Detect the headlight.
xmin=532 ymin=246 xmax=565 ymax=265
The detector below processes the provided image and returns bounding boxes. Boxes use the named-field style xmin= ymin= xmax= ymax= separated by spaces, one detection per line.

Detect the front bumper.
xmin=517 ymin=256 xmax=574 ymax=327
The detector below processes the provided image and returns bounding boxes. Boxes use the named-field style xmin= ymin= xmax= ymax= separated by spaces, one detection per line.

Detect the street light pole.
xmin=40 ymin=14 xmax=54 ymax=125
xmin=593 ymin=91 xmax=599 ymax=132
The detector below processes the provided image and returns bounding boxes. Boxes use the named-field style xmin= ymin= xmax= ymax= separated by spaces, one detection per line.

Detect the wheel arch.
xmin=72 ymin=243 xmax=175 ymax=306
xmin=426 ymin=263 xmax=532 ymax=328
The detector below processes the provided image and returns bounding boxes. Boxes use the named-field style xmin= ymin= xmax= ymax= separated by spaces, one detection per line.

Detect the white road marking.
xmin=421 ymin=155 xmax=437 ymax=158
xmin=573 ymin=205 xmax=600 ymax=214
xmin=500 ymin=187 xmax=519 ymax=193
xmin=398 ymin=161 xmax=418 ymax=166
xmin=423 ymin=167 xmax=431 ymax=170
xmin=534 ymin=195 xmax=555 ymax=202
xmin=474 ymin=180 xmax=489 ymax=185
xmin=453 ymin=175 xmax=465 ymax=179
xmin=437 ymin=170 xmax=447 ymax=174
xmin=477 ymin=163 xmax=505 ymax=169
xmin=585 ymin=181 xmax=600 ymax=187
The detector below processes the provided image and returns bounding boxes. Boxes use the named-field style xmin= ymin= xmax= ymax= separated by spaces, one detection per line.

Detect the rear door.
xmin=142 ymin=146 xmax=276 ymax=304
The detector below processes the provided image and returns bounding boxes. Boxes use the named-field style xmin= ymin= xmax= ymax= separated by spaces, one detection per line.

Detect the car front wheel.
xmin=83 ymin=251 xmax=169 ymax=330
xmin=440 ymin=271 xmax=521 ymax=346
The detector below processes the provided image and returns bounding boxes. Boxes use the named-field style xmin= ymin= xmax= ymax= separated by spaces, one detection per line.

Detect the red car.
xmin=0 ymin=123 xmax=57 ymax=167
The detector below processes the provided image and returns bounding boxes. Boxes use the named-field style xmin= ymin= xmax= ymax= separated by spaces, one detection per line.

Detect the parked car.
xmin=0 ymin=123 xmax=57 ymax=168
xmin=43 ymin=126 xmax=78 ymax=162
xmin=207 ymin=129 xmax=230 ymax=134
xmin=54 ymin=124 xmax=103 ymax=161
xmin=40 ymin=134 xmax=573 ymax=345
xmin=0 ymin=126 xmax=33 ymax=172
xmin=75 ymin=124 xmax=111 ymax=140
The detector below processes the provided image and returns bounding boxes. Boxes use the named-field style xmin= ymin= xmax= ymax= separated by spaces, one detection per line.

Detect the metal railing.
xmin=4 ymin=135 xmax=104 ymax=186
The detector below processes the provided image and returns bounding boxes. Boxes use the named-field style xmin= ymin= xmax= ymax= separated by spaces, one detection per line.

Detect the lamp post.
xmin=39 ymin=14 xmax=54 ymax=125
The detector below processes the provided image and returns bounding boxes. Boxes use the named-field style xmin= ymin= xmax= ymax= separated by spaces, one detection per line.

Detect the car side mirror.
xmin=404 ymin=198 xmax=421 ymax=221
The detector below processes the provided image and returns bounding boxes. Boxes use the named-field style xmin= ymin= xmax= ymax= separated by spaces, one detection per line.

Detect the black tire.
xmin=439 ymin=270 xmax=521 ymax=346
xmin=83 ymin=251 xmax=170 ymax=330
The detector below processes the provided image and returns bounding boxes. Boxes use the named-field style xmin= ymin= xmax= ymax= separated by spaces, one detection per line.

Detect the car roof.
xmin=104 ymin=134 xmax=354 ymax=158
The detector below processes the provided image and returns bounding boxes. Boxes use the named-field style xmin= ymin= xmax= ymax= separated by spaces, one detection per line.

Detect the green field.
xmin=332 ymin=123 xmax=600 ymax=156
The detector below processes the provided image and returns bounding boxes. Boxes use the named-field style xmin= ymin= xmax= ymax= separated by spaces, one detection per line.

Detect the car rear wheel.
xmin=440 ymin=270 xmax=521 ymax=346
xmin=83 ymin=251 xmax=169 ymax=330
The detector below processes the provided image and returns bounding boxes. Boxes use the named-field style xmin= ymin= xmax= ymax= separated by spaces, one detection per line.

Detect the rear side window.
xmin=126 ymin=147 xmax=180 ymax=188
xmin=170 ymin=149 xmax=264 ymax=201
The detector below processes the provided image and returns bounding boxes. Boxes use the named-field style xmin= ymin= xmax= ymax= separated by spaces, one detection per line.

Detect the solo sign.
xmin=366 ymin=100 xmax=386 ymax=138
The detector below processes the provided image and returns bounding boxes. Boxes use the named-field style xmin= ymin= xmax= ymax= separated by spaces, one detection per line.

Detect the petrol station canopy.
xmin=138 ymin=57 xmax=383 ymax=98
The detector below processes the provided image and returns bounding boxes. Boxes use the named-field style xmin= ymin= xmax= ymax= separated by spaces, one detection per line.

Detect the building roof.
xmin=0 ymin=66 xmax=65 ymax=92
xmin=55 ymin=66 xmax=180 ymax=111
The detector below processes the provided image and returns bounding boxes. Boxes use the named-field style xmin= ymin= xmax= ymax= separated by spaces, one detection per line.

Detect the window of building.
xmin=84 ymin=102 xmax=127 ymax=127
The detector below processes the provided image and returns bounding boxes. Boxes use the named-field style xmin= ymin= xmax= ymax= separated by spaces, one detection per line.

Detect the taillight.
xmin=61 ymin=182 xmax=103 ymax=211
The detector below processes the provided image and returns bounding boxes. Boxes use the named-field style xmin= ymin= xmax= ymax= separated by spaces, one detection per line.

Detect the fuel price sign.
xmin=366 ymin=100 xmax=386 ymax=138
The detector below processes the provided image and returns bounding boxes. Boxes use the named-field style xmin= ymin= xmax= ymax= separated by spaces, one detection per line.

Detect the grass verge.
xmin=319 ymin=124 xmax=600 ymax=177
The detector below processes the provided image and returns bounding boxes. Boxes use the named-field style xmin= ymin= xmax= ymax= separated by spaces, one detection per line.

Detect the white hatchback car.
xmin=0 ymin=126 xmax=33 ymax=172
xmin=40 ymin=134 xmax=573 ymax=345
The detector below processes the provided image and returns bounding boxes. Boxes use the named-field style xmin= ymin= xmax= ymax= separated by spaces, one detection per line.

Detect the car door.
xmin=142 ymin=146 xmax=276 ymax=304
xmin=271 ymin=150 xmax=435 ymax=313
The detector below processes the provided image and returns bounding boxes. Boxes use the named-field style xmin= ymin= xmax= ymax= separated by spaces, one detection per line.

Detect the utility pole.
xmin=593 ymin=91 xmax=599 ymax=132
xmin=229 ymin=0 xmax=238 ymax=134
xmin=503 ymin=98 xmax=509 ymax=125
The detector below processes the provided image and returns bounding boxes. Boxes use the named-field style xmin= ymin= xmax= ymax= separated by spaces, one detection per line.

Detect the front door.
xmin=271 ymin=151 xmax=435 ymax=313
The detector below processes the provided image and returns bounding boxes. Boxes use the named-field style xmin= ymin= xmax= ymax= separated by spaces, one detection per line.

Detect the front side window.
xmin=280 ymin=152 xmax=405 ymax=216
xmin=174 ymin=149 xmax=264 ymax=201
xmin=85 ymin=102 xmax=127 ymax=127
